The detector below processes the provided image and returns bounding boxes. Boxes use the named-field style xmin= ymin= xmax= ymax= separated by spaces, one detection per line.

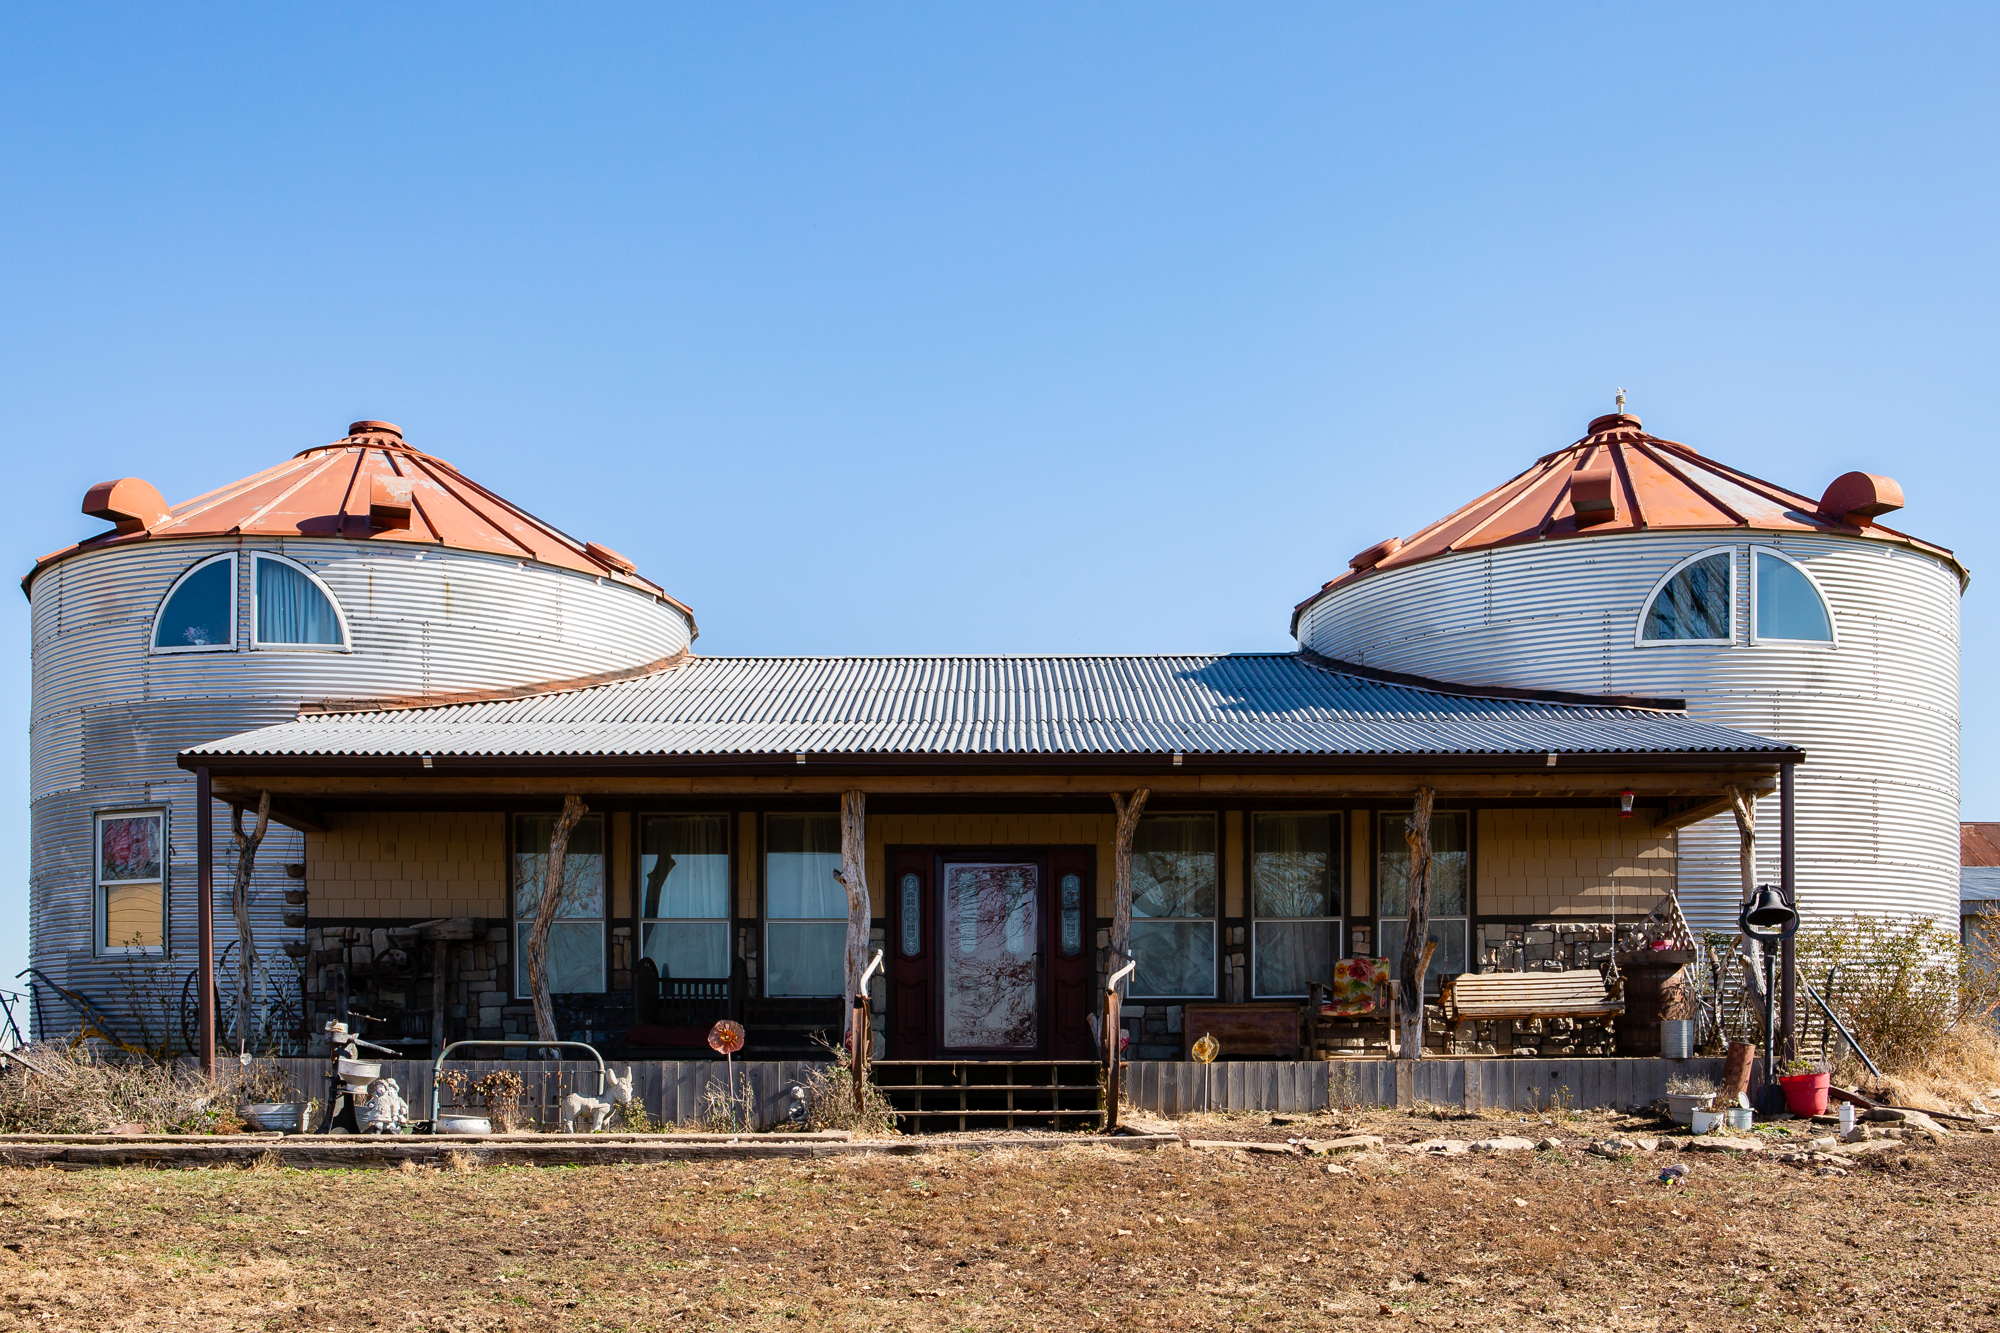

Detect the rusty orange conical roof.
xmin=1291 ymin=412 xmax=1966 ymax=635
xmin=24 ymin=421 xmax=693 ymax=626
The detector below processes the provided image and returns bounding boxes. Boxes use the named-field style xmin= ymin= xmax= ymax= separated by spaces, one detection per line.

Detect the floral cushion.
xmin=1320 ymin=957 xmax=1390 ymax=1016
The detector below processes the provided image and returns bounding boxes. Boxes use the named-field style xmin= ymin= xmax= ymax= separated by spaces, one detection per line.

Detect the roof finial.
xmin=1615 ymin=387 xmax=1627 ymax=415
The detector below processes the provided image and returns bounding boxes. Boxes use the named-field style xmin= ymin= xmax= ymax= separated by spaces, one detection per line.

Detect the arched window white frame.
xmin=1750 ymin=546 xmax=1838 ymax=647
xmin=150 ymin=553 xmax=237 ymax=654
xmin=1633 ymin=546 xmax=1737 ymax=648
xmin=250 ymin=552 xmax=351 ymax=651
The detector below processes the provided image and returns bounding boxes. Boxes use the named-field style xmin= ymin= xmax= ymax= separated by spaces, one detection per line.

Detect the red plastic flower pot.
xmin=1779 ymin=1071 xmax=1830 ymax=1117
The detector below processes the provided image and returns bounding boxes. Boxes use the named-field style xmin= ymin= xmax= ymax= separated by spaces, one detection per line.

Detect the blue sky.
xmin=3 ymin=6 xmax=1995 ymax=991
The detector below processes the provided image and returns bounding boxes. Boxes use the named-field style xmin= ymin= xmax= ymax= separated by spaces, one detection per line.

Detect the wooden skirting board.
xmin=1125 ymin=1057 xmax=1729 ymax=1117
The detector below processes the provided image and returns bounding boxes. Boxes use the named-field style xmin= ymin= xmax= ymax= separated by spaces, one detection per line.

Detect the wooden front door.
xmin=886 ymin=846 xmax=1094 ymax=1060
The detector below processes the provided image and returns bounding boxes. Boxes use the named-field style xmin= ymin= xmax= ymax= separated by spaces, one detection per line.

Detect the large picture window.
xmin=1252 ymin=813 xmax=1341 ymax=997
xmin=1637 ymin=548 xmax=1735 ymax=645
xmin=1376 ymin=810 xmax=1470 ymax=994
xmin=151 ymin=554 xmax=235 ymax=653
xmin=97 ymin=810 xmax=165 ymax=954
xmin=1752 ymin=548 xmax=1835 ymax=644
xmin=512 ymin=813 xmax=606 ymax=997
xmin=1129 ymin=814 xmax=1217 ymax=999
xmin=252 ymin=553 xmax=348 ymax=649
xmin=639 ymin=815 xmax=731 ymax=980
xmin=765 ymin=814 xmax=845 ymax=997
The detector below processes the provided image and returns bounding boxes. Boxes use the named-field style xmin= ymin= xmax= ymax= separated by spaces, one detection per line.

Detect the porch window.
xmin=512 ymin=813 xmax=606 ymax=997
xmin=1252 ymin=813 xmax=1341 ymax=997
xmin=97 ymin=810 xmax=165 ymax=954
xmin=1376 ymin=810 xmax=1469 ymax=994
xmin=639 ymin=815 xmax=731 ymax=980
xmin=765 ymin=814 xmax=845 ymax=997
xmin=1129 ymin=814 xmax=1217 ymax=999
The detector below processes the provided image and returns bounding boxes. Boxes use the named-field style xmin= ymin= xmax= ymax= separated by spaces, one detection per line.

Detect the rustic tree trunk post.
xmin=1396 ymin=787 xmax=1437 ymax=1060
xmin=833 ymin=791 xmax=870 ymax=1051
xmin=1727 ymin=786 xmax=1770 ymax=1037
xmin=230 ymin=791 xmax=272 ymax=1053
xmin=1108 ymin=790 xmax=1152 ymax=977
xmin=527 ymin=795 xmax=588 ymax=1042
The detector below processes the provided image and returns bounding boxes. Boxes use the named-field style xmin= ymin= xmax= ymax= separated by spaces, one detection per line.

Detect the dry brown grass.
xmin=0 ymin=1106 xmax=1993 ymax=1330
xmin=0 ymin=1045 xmax=268 ymax=1135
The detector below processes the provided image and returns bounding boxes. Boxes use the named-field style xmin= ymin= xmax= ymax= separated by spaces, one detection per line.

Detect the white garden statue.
xmin=561 ymin=1066 xmax=635 ymax=1133
xmin=359 ymin=1077 xmax=408 ymax=1134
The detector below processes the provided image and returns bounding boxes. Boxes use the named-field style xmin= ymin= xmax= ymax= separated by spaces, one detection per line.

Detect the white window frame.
xmin=1749 ymin=545 xmax=1839 ymax=648
xmin=95 ymin=807 xmax=167 ymax=957
xmin=511 ymin=812 xmax=607 ymax=999
xmin=149 ymin=553 xmax=237 ymax=655
xmin=1633 ymin=545 xmax=1738 ymax=648
xmin=763 ymin=813 xmax=846 ymax=998
xmin=250 ymin=551 xmax=352 ymax=652
xmin=638 ymin=813 xmax=734 ymax=980
xmin=1250 ymin=811 xmax=1344 ymax=1000
xmin=1128 ymin=812 xmax=1220 ymax=1001
xmin=1375 ymin=808 xmax=1470 ymax=998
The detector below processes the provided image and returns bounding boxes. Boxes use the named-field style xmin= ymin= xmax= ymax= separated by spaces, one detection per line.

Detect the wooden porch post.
xmin=196 ymin=766 xmax=215 ymax=1077
xmin=1779 ymin=763 xmax=1797 ymax=1061
xmin=1108 ymin=790 xmax=1151 ymax=978
xmin=527 ymin=794 xmax=588 ymax=1042
xmin=1396 ymin=787 xmax=1436 ymax=1061
xmin=1727 ymin=785 xmax=1769 ymax=1033
xmin=835 ymin=791 xmax=870 ymax=1050
xmin=229 ymin=791 xmax=271 ymax=1053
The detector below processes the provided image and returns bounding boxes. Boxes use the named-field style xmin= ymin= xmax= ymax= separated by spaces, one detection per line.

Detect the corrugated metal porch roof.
xmin=185 ymin=652 xmax=1795 ymax=762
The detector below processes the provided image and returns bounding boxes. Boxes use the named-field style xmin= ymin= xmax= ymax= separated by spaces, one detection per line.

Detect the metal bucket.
xmin=336 ymin=1058 xmax=382 ymax=1084
xmin=1724 ymin=1107 xmax=1754 ymax=1133
xmin=434 ymin=1112 xmax=492 ymax=1136
xmin=1660 ymin=1019 xmax=1695 ymax=1060
xmin=242 ymin=1102 xmax=308 ymax=1134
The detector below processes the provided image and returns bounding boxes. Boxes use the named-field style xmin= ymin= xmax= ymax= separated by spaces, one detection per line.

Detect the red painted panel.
xmin=886 ymin=847 xmax=932 ymax=1058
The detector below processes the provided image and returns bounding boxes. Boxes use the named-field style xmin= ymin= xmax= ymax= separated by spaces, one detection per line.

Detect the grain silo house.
xmin=20 ymin=412 xmax=1965 ymax=1123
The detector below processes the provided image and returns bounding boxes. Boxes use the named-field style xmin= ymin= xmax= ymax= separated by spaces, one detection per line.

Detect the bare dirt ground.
xmin=0 ymin=1104 xmax=1993 ymax=1332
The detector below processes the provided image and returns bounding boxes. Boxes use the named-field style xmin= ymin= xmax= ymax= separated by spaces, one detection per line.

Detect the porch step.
xmin=870 ymin=1060 xmax=1105 ymax=1133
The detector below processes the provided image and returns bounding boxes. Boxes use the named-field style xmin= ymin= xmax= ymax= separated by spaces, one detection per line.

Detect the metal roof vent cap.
xmin=1585 ymin=412 xmax=1642 ymax=436
xmin=1817 ymin=471 xmax=1904 ymax=528
xmin=348 ymin=420 xmax=404 ymax=440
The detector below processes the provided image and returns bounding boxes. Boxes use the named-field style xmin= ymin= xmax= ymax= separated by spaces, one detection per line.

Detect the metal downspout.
xmin=1780 ymin=762 xmax=1797 ymax=1062
xmin=197 ymin=767 xmax=215 ymax=1077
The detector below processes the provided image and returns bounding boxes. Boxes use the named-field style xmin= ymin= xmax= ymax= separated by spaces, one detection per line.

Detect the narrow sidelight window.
xmin=152 ymin=554 xmax=235 ymax=652
xmin=97 ymin=810 xmax=165 ymax=954
xmin=639 ymin=815 xmax=731 ymax=979
xmin=512 ymin=813 xmax=606 ymax=997
xmin=1252 ymin=813 xmax=1341 ymax=997
xmin=1376 ymin=810 xmax=1470 ymax=994
xmin=764 ymin=814 xmax=845 ymax=997
xmin=1638 ymin=548 xmax=1734 ymax=644
xmin=1128 ymin=814 xmax=1218 ymax=999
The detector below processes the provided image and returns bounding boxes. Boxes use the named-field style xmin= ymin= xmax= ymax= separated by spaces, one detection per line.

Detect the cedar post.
xmin=526 ymin=795 xmax=588 ymax=1042
xmin=1108 ymin=789 xmax=1151 ymax=980
xmin=229 ymin=790 xmax=272 ymax=1053
xmin=1103 ymin=985 xmax=1122 ymax=1132
xmin=1727 ymin=786 xmax=1769 ymax=1035
xmin=197 ymin=767 xmax=215 ymax=1077
xmin=1396 ymin=787 xmax=1436 ymax=1060
xmin=835 ymin=791 xmax=870 ymax=1049
xmin=431 ymin=937 xmax=449 ymax=1056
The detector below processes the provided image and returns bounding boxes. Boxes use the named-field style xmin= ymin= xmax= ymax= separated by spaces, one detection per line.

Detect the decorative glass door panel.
xmin=941 ymin=862 xmax=1040 ymax=1050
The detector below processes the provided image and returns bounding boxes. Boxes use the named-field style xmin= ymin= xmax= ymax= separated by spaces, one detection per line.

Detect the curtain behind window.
xmin=1253 ymin=813 xmax=1334 ymax=997
xmin=257 ymin=558 xmax=343 ymax=645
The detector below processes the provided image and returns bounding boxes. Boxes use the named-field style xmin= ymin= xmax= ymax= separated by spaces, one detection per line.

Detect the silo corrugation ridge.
xmin=1304 ymin=529 xmax=1960 ymax=931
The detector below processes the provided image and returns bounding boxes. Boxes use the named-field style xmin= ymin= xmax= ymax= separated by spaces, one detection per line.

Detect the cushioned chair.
xmin=1305 ymin=957 xmax=1401 ymax=1058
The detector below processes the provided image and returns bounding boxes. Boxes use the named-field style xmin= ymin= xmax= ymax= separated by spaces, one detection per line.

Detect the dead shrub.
xmin=797 ymin=1046 xmax=897 ymax=1137
xmin=1798 ymin=914 xmax=2000 ymax=1077
xmin=0 ymin=1044 xmax=244 ymax=1134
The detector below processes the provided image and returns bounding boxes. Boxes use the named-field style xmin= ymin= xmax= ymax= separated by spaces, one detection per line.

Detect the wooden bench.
xmin=1439 ymin=968 xmax=1625 ymax=1055
xmin=1180 ymin=1002 xmax=1303 ymax=1060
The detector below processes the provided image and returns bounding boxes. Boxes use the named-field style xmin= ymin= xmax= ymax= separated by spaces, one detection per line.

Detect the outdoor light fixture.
xmin=420 ymin=755 xmax=433 ymax=769
xmin=1618 ymin=789 xmax=1635 ymax=817
xmin=1738 ymin=885 xmax=1800 ymax=1091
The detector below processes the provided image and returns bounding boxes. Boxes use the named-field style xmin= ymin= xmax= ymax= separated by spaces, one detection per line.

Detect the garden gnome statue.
xmin=360 ymin=1077 xmax=408 ymax=1134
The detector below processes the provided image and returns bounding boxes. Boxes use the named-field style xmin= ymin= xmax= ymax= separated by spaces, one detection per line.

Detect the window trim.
xmin=95 ymin=807 xmax=167 ymax=957
xmin=1749 ymin=545 xmax=1839 ymax=648
xmin=1372 ymin=807 xmax=1473 ymax=998
xmin=510 ymin=811 xmax=609 ymax=999
xmin=761 ymin=811 xmax=848 ymax=999
xmin=635 ymin=812 xmax=735 ymax=981
xmin=1632 ymin=546 xmax=1737 ymax=648
xmin=149 ymin=553 xmax=237 ymax=655
xmin=1127 ymin=810 xmax=1221 ymax=1001
xmin=249 ymin=551 xmax=352 ymax=652
xmin=1250 ymin=810 xmax=1344 ymax=1000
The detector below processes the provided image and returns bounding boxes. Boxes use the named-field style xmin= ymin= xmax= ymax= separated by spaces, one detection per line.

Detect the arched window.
xmin=151 ymin=554 xmax=235 ymax=653
xmin=1752 ymin=548 xmax=1835 ymax=644
xmin=1636 ymin=548 xmax=1735 ymax=646
xmin=251 ymin=553 xmax=348 ymax=649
